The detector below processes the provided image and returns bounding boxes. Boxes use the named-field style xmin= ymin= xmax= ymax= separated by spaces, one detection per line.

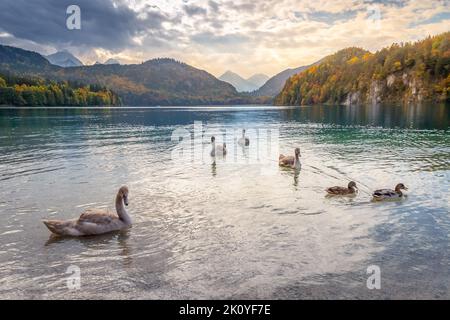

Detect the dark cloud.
xmin=208 ymin=1 xmax=220 ymax=13
xmin=183 ymin=4 xmax=207 ymax=16
xmin=0 ymin=0 xmax=171 ymax=51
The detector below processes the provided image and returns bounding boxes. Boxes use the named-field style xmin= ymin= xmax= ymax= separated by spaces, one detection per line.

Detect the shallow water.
xmin=0 ymin=104 xmax=449 ymax=299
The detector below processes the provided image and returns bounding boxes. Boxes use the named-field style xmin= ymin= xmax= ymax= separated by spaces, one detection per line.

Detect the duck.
xmin=279 ymin=147 xmax=301 ymax=169
xmin=326 ymin=181 xmax=358 ymax=195
xmin=238 ymin=129 xmax=250 ymax=146
xmin=42 ymin=186 xmax=132 ymax=236
xmin=372 ymin=183 xmax=408 ymax=201
xmin=210 ymin=136 xmax=227 ymax=156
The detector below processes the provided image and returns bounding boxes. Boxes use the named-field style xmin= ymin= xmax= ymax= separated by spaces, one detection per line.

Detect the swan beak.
xmin=404 ymin=187 xmax=408 ymax=191
xmin=124 ymin=198 xmax=129 ymax=206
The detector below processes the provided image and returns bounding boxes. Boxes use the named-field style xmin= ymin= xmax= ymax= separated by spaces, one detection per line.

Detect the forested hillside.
xmin=275 ymin=32 xmax=450 ymax=106
xmin=0 ymin=73 xmax=120 ymax=106
xmin=0 ymin=45 xmax=267 ymax=106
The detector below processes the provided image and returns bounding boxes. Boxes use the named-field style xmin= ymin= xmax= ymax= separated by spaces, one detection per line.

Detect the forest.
xmin=0 ymin=73 xmax=121 ymax=106
xmin=275 ymin=32 xmax=450 ymax=106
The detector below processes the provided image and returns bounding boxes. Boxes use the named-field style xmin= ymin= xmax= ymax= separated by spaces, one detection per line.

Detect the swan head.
xmin=242 ymin=129 xmax=246 ymax=136
xmin=295 ymin=148 xmax=301 ymax=158
xmin=395 ymin=183 xmax=408 ymax=192
xmin=348 ymin=181 xmax=357 ymax=189
xmin=211 ymin=136 xmax=215 ymax=143
xmin=119 ymin=186 xmax=129 ymax=206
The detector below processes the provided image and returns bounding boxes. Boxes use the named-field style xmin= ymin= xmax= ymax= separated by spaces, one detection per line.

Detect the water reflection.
xmin=1 ymin=103 xmax=448 ymax=130
xmin=0 ymin=105 xmax=448 ymax=299
xmin=44 ymin=230 xmax=133 ymax=266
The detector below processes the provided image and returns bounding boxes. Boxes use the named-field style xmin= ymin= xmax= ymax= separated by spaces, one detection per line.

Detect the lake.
xmin=0 ymin=104 xmax=449 ymax=299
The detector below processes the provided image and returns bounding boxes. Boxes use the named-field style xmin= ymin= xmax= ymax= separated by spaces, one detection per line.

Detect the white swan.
xmin=279 ymin=147 xmax=301 ymax=169
xmin=238 ymin=129 xmax=250 ymax=146
xmin=210 ymin=136 xmax=227 ymax=156
xmin=42 ymin=186 xmax=132 ymax=236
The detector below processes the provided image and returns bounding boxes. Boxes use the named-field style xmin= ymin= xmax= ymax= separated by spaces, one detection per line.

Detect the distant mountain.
xmin=45 ymin=51 xmax=83 ymax=67
xmin=275 ymin=32 xmax=450 ymax=106
xmin=0 ymin=45 xmax=269 ymax=106
xmin=104 ymin=58 xmax=120 ymax=65
xmin=247 ymin=73 xmax=269 ymax=88
xmin=253 ymin=65 xmax=312 ymax=97
xmin=219 ymin=71 xmax=269 ymax=92
xmin=219 ymin=71 xmax=252 ymax=92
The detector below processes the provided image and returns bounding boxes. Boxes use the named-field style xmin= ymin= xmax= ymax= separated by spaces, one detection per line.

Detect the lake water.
xmin=0 ymin=104 xmax=449 ymax=299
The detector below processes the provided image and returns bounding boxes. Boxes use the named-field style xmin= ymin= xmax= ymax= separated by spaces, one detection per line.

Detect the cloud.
xmin=0 ymin=0 xmax=448 ymax=76
xmin=0 ymin=0 xmax=172 ymax=51
xmin=184 ymin=4 xmax=208 ymax=16
xmin=208 ymin=1 xmax=220 ymax=13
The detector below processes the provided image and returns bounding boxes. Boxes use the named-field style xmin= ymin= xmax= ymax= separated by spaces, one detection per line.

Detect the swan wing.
xmin=78 ymin=209 xmax=118 ymax=225
xmin=43 ymin=219 xmax=82 ymax=236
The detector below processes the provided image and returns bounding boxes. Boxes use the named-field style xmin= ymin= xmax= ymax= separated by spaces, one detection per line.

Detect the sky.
xmin=0 ymin=0 xmax=449 ymax=78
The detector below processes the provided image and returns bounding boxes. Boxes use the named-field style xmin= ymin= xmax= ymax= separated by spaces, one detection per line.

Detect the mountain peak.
xmin=247 ymin=73 xmax=269 ymax=88
xmin=104 ymin=58 xmax=121 ymax=65
xmin=221 ymin=70 xmax=239 ymax=77
xmin=219 ymin=71 xmax=268 ymax=92
xmin=46 ymin=51 xmax=83 ymax=67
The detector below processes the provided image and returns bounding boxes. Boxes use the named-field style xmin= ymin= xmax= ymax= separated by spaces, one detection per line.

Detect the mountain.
xmin=0 ymin=45 xmax=52 ymax=73
xmin=219 ymin=71 xmax=253 ymax=92
xmin=0 ymin=45 xmax=268 ymax=105
xmin=253 ymin=65 xmax=311 ymax=97
xmin=45 ymin=51 xmax=83 ymax=67
xmin=247 ymin=73 xmax=269 ymax=88
xmin=219 ymin=71 xmax=268 ymax=92
xmin=275 ymin=32 xmax=450 ymax=106
xmin=104 ymin=58 xmax=120 ymax=65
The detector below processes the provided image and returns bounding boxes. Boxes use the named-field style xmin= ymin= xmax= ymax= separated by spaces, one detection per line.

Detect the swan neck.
xmin=116 ymin=194 xmax=131 ymax=224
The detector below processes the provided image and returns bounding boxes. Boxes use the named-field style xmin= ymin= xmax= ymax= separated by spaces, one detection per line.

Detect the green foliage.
xmin=0 ymin=46 xmax=265 ymax=105
xmin=275 ymin=32 xmax=450 ymax=105
xmin=0 ymin=73 xmax=121 ymax=106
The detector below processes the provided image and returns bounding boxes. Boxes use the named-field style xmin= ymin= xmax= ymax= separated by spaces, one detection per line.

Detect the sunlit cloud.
xmin=0 ymin=0 xmax=448 ymax=76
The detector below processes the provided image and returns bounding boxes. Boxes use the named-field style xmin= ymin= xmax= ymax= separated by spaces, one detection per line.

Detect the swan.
xmin=279 ymin=147 xmax=301 ymax=169
xmin=372 ymin=183 xmax=408 ymax=201
xmin=210 ymin=136 xmax=227 ymax=156
xmin=42 ymin=186 xmax=132 ymax=236
xmin=326 ymin=181 xmax=358 ymax=195
xmin=238 ymin=129 xmax=250 ymax=146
